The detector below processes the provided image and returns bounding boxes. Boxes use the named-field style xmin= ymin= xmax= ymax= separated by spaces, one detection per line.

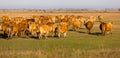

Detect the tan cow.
xmin=38 ymin=25 xmax=50 ymax=39
xmin=1 ymin=21 xmax=19 ymax=38
xmin=13 ymin=17 xmax=24 ymax=24
xmin=77 ymin=15 xmax=85 ymax=24
xmin=86 ymin=16 xmax=96 ymax=23
xmin=28 ymin=22 xmax=38 ymax=36
xmin=55 ymin=22 xmax=68 ymax=38
xmin=99 ymin=22 xmax=113 ymax=35
xmin=18 ymin=20 xmax=28 ymax=36
xmin=47 ymin=22 xmax=57 ymax=37
xmin=72 ymin=19 xmax=82 ymax=31
xmin=11 ymin=23 xmax=19 ymax=37
xmin=98 ymin=15 xmax=103 ymax=22
xmin=67 ymin=15 xmax=76 ymax=28
xmin=55 ymin=15 xmax=61 ymax=23
xmin=1 ymin=21 xmax=11 ymax=38
xmin=1 ymin=16 xmax=11 ymax=22
xmin=32 ymin=15 xmax=40 ymax=23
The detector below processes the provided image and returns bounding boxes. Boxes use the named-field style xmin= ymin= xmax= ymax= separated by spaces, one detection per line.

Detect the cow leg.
xmin=45 ymin=33 xmax=48 ymax=39
xmin=21 ymin=31 xmax=24 ymax=36
xmin=8 ymin=32 xmax=14 ymax=39
xmin=52 ymin=32 xmax=54 ymax=37
xmin=9 ymin=32 xmax=14 ymax=39
xmin=63 ymin=32 xmax=67 ymax=38
xmin=108 ymin=30 xmax=112 ymax=34
xmin=58 ymin=32 xmax=61 ymax=38
xmin=102 ymin=31 xmax=105 ymax=36
xmin=54 ymin=30 xmax=58 ymax=37
xmin=88 ymin=30 xmax=91 ymax=34
xmin=73 ymin=26 xmax=76 ymax=31
xmin=39 ymin=34 xmax=42 ymax=39
xmin=110 ymin=31 xmax=112 ymax=34
xmin=3 ymin=31 xmax=6 ymax=38
xmin=31 ymin=30 xmax=34 ymax=36
xmin=51 ymin=31 xmax=55 ymax=37
xmin=15 ymin=31 xmax=18 ymax=37
xmin=23 ymin=30 xmax=27 ymax=37
xmin=7 ymin=32 xmax=11 ymax=39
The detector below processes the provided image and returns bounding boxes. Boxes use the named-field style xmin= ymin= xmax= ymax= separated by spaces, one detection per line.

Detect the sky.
xmin=0 ymin=0 xmax=120 ymax=9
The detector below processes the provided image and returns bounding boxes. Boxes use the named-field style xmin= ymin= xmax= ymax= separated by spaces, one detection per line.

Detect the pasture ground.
xmin=0 ymin=11 xmax=120 ymax=58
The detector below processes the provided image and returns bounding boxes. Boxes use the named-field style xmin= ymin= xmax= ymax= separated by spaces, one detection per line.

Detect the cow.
xmin=84 ymin=21 xmax=93 ymax=34
xmin=72 ymin=19 xmax=82 ymax=31
xmin=4 ymin=24 xmax=13 ymax=38
xmin=1 ymin=21 xmax=11 ymax=38
xmin=55 ymin=22 xmax=68 ymax=38
xmin=99 ymin=22 xmax=113 ymax=35
xmin=55 ymin=15 xmax=62 ymax=23
xmin=77 ymin=15 xmax=85 ymax=24
xmin=37 ymin=24 xmax=50 ymax=39
xmin=28 ymin=22 xmax=38 ymax=36
xmin=68 ymin=15 xmax=76 ymax=26
xmin=85 ymin=16 xmax=96 ymax=23
xmin=13 ymin=17 xmax=24 ymax=24
xmin=18 ymin=20 xmax=28 ymax=37
xmin=98 ymin=15 xmax=103 ymax=22
xmin=11 ymin=22 xmax=19 ymax=37
xmin=1 ymin=16 xmax=11 ymax=22
xmin=32 ymin=15 xmax=40 ymax=23
xmin=61 ymin=15 xmax=69 ymax=22
xmin=1 ymin=21 xmax=18 ymax=39
xmin=47 ymin=22 xmax=57 ymax=37
xmin=1 ymin=20 xmax=13 ymax=38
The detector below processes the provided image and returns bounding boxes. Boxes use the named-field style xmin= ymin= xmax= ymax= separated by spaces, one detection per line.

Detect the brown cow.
xmin=84 ymin=21 xmax=93 ymax=34
xmin=100 ymin=22 xmax=113 ymax=35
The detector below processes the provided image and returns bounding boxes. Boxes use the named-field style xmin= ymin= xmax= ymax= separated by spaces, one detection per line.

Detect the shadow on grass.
xmin=29 ymin=35 xmax=60 ymax=40
xmin=77 ymin=31 xmax=86 ymax=34
xmin=0 ymin=33 xmax=8 ymax=39
xmin=90 ymin=32 xmax=102 ymax=36
xmin=77 ymin=31 xmax=102 ymax=36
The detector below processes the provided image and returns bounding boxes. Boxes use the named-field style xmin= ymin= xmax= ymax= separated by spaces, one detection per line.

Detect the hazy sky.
xmin=0 ymin=0 xmax=119 ymax=9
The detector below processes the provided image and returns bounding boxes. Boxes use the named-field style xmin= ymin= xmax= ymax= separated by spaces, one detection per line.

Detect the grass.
xmin=0 ymin=11 xmax=120 ymax=58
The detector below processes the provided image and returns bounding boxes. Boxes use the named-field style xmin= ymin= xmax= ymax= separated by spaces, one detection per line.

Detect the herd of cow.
xmin=0 ymin=15 xmax=113 ymax=39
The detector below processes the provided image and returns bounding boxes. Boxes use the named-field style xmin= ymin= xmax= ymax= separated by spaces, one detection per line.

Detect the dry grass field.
xmin=0 ymin=9 xmax=120 ymax=58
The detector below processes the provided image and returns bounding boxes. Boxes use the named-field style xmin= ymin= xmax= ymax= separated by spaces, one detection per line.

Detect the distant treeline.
xmin=0 ymin=9 xmax=120 ymax=13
